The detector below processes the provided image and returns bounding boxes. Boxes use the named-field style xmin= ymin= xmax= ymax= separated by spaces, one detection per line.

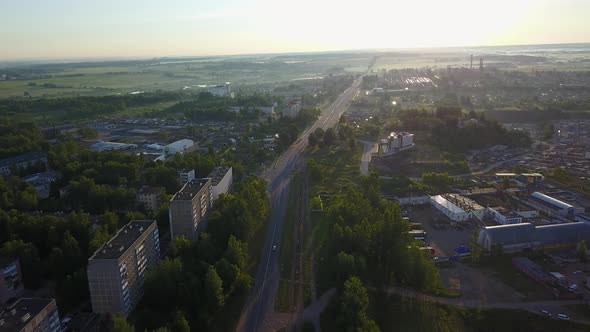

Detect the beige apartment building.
xmin=136 ymin=186 xmax=164 ymax=213
xmin=169 ymin=178 xmax=212 ymax=241
xmin=87 ymin=220 xmax=160 ymax=317
xmin=0 ymin=298 xmax=61 ymax=332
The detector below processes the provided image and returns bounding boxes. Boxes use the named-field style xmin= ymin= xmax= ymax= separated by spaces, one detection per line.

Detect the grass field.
xmin=0 ymin=53 xmax=373 ymax=99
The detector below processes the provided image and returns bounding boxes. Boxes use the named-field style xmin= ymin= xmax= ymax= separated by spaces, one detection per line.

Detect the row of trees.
xmin=0 ymin=209 xmax=126 ymax=312
xmin=314 ymin=173 xmax=441 ymax=331
xmin=132 ymin=176 xmax=270 ymax=331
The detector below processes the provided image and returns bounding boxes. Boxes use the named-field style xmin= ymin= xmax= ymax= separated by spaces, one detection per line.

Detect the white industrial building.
xmin=487 ymin=206 xmax=523 ymax=225
xmin=380 ymin=132 xmax=415 ymax=157
xmin=208 ymin=82 xmax=232 ymax=97
xmin=165 ymin=139 xmax=196 ymax=156
xmin=206 ymin=166 xmax=233 ymax=201
xmin=430 ymin=194 xmax=486 ymax=222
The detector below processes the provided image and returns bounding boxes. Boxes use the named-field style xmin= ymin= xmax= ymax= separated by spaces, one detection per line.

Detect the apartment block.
xmin=178 ymin=169 xmax=195 ymax=185
xmin=87 ymin=220 xmax=160 ymax=317
xmin=0 ymin=258 xmax=24 ymax=304
xmin=0 ymin=298 xmax=61 ymax=332
xmin=136 ymin=186 xmax=164 ymax=213
xmin=169 ymin=178 xmax=212 ymax=241
xmin=207 ymin=166 xmax=233 ymax=201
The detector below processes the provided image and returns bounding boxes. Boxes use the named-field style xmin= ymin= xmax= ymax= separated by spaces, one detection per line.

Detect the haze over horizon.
xmin=1 ymin=0 xmax=589 ymax=61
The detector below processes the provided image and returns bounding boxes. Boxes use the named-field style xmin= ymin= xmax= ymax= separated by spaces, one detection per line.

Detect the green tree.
xmin=205 ymin=265 xmax=225 ymax=307
xmin=311 ymin=196 xmax=323 ymax=211
xmin=335 ymin=251 xmax=356 ymax=282
xmin=577 ymin=240 xmax=587 ymax=262
xmin=77 ymin=127 xmax=98 ymax=139
xmin=225 ymin=235 xmax=248 ymax=269
xmin=471 ymin=230 xmax=481 ymax=263
xmin=323 ymin=127 xmax=337 ymax=145
xmin=169 ymin=311 xmax=190 ymax=332
xmin=502 ymin=177 xmax=510 ymax=189
xmin=89 ymin=226 xmax=111 ymax=253
xmin=113 ymin=313 xmax=134 ymax=332
xmin=159 ymin=129 xmax=169 ymax=142
xmin=0 ymin=240 xmax=42 ymax=288
xmin=15 ymin=186 xmax=38 ymax=210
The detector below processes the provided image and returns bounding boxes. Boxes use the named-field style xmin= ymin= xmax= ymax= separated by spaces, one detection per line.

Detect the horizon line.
xmin=1 ymin=41 xmax=589 ymax=66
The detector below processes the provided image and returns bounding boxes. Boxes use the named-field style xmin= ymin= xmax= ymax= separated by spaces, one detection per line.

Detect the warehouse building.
xmin=430 ymin=194 xmax=486 ymax=222
xmin=526 ymin=192 xmax=582 ymax=217
xmin=478 ymin=222 xmax=590 ymax=253
xmin=487 ymin=206 xmax=523 ymax=225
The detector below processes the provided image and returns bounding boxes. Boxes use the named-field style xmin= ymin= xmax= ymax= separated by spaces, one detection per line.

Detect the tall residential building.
xmin=178 ymin=169 xmax=195 ymax=185
xmin=87 ymin=220 xmax=160 ymax=317
xmin=0 ymin=257 xmax=24 ymax=304
xmin=283 ymin=97 xmax=302 ymax=119
xmin=136 ymin=186 xmax=164 ymax=213
xmin=0 ymin=298 xmax=61 ymax=332
xmin=169 ymin=178 xmax=212 ymax=241
xmin=207 ymin=166 xmax=233 ymax=201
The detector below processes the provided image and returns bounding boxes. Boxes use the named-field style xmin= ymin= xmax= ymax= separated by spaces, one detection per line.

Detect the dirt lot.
xmin=439 ymin=263 xmax=524 ymax=303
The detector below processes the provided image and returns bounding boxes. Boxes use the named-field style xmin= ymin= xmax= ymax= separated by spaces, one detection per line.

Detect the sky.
xmin=0 ymin=0 xmax=589 ymax=60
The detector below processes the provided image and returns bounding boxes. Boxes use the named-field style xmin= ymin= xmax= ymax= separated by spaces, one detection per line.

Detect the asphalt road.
xmin=359 ymin=140 xmax=378 ymax=176
xmin=236 ymin=76 xmax=363 ymax=332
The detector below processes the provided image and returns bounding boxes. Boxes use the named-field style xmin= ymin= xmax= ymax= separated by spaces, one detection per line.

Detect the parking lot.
xmin=406 ymin=204 xmax=474 ymax=257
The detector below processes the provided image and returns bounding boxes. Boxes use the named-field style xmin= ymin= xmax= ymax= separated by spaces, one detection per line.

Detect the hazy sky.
xmin=1 ymin=0 xmax=588 ymax=60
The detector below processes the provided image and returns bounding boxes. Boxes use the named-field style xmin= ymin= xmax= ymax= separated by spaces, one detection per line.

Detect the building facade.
xmin=430 ymin=194 xmax=486 ymax=222
xmin=207 ymin=82 xmax=231 ymax=97
xmin=0 ymin=152 xmax=48 ymax=176
xmin=178 ymin=169 xmax=195 ymax=185
xmin=478 ymin=222 xmax=590 ymax=253
xmin=87 ymin=220 xmax=160 ymax=317
xmin=283 ymin=97 xmax=302 ymax=119
xmin=0 ymin=258 xmax=24 ymax=304
xmin=487 ymin=207 xmax=523 ymax=225
xmin=169 ymin=179 xmax=212 ymax=241
xmin=136 ymin=186 xmax=164 ymax=213
xmin=0 ymin=298 xmax=61 ymax=332
xmin=207 ymin=166 xmax=233 ymax=201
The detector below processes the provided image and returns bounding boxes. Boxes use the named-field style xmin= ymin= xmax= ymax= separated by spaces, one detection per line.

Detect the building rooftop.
xmin=482 ymin=222 xmax=590 ymax=247
xmin=172 ymin=178 xmax=211 ymax=201
xmin=90 ymin=220 xmax=156 ymax=260
xmin=530 ymin=192 xmax=574 ymax=211
xmin=0 ymin=152 xmax=47 ymax=168
xmin=0 ymin=298 xmax=56 ymax=332
xmin=432 ymin=195 xmax=465 ymax=214
xmin=207 ymin=166 xmax=232 ymax=186
xmin=137 ymin=186 xmax=164 ymax=196
xmin=166 ymin=139 xmax=194 ymax=151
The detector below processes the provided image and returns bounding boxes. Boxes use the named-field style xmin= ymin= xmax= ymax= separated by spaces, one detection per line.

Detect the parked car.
xmin=540 ymin=309 xmax=551 ymax=317
xmin=557 ymin=313 xmax=570 ymax=321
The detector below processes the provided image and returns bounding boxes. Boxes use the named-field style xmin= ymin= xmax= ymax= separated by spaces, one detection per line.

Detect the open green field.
xmin=0 ymin=53 xmax=373 ymax=99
